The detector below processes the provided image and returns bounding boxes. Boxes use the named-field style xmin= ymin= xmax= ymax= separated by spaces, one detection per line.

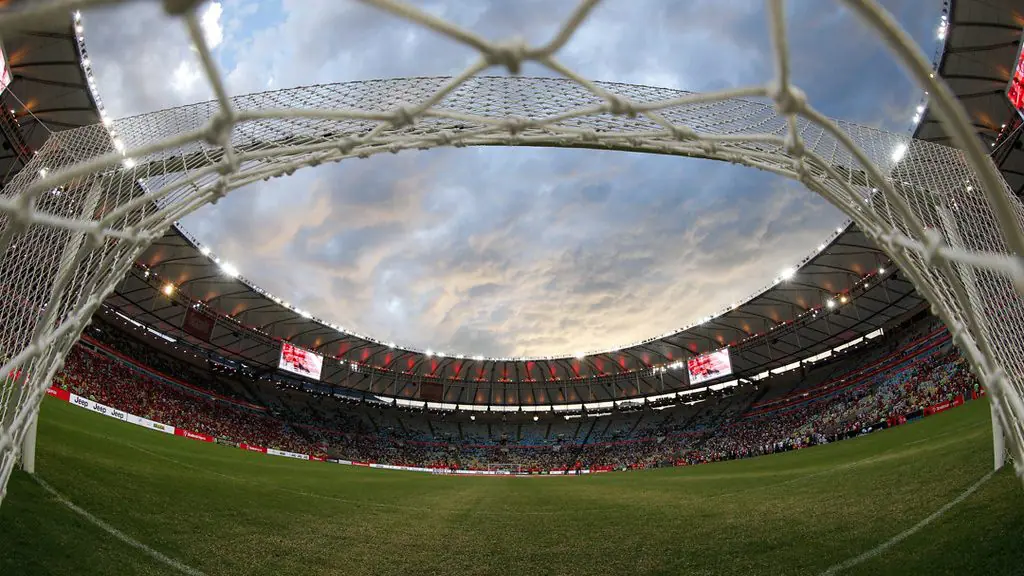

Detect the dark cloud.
xmin=80 ymin=0 xmax=943 ymax=356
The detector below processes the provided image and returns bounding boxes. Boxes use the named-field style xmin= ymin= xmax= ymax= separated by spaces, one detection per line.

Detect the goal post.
xmin=0 ymin=0 xmax=1022 ymax=510
xmin=994 ymin=397 xmax=1008 ymax=472
xmin=19 ymin=411 xmax=36 ymax=475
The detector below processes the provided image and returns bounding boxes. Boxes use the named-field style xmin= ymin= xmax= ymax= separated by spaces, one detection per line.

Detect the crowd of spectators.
xmin=55 ymin=344 xmax=321 ymax=456
xmin=51 ymin=320 xmax=981 ymax=472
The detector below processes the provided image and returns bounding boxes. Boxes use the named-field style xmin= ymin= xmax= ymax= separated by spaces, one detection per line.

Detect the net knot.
xmin=794 ymin=159 xmax=813 ymax=185
xmin=670 ymin=126 xmax=698 ymax=141
xmin=204 ymin=112 xmax=235 ymax=146
xmin=84 ymin=223 xmax=104 ymax=251
xmin=922 ymin=228 xmax=944 ymax=265
xmin=337 ymin=138 xmax=356 ymax=155
xmin=784 ymin=131 xmax=805 ymax=157
xmin=769 ymin=82 xmax=807 ymax=117
xmin=209 ymin=178 xmax=229 ymax=205
xmin=505 ymin=118 xmax=528 ymax=135
xmin=215 ymin=159 xmax=236 ymax=176
xmin=389 ymin=107 xmax=416 ymax=130
xmin=700 ymin=141 xmax=719 ymax=156
xmin=606 ymin=96 xmax=637 ymax=118
xmin=485 ymin=39 xmax=528 ymax=75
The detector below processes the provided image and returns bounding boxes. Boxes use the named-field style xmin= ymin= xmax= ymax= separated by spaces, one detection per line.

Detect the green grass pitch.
xmin=1 ymin=398 xmax=1023 ymax=575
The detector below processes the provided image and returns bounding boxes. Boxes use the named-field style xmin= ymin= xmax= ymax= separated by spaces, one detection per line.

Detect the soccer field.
xmin=1 ymin=398 xmax=1022 ymax=576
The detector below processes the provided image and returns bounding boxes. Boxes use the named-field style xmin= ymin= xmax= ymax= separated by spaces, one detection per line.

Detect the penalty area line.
xmin=30 ymin=475 xmax=207 ymax=576
xmin=817 ymin=468 xmax=997 ymax=576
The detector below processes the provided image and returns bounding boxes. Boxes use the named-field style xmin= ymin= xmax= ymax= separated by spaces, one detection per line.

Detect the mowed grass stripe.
xmin=1 ymin=398 xmax=1021 ymax=575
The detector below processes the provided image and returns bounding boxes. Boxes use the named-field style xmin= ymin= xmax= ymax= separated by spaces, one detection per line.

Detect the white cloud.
xmin=171 ymin=60 xmax=202 ymax=94
xmin=200 ymin=1 xmax=224 ymax=50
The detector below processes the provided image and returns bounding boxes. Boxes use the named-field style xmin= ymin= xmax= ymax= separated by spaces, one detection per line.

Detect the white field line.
xmin=817 ymin=468 xmax=997 ymax=576
xmin=31 ymin=475 xmax=207 ymax=576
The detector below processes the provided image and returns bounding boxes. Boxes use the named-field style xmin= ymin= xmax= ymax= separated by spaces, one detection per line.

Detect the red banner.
xmin=924 ymin=395 xmax=964 ymax=417
xmin=309 ymin=455 xmax=326 ymax=462
xmin=174 ymin=428 xmax=214 ymax=442
xmin=352 ymin=461 xmax=370 ymax=467
xmin=239 ymin=443 xmax=266 ymax=453
xmin=46 ymin=386 xmax=70 ymax=402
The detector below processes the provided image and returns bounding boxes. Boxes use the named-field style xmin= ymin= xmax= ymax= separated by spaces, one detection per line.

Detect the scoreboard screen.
xmin=0 ymin=47 xmax=10 ymax=95
xmin=278 ymin=342 xmax=323 ymax=380
xmin=687 ymin=348 xmax=732 ymax=385
xmin=1009 ymin=38 xmax=1024 ymax=116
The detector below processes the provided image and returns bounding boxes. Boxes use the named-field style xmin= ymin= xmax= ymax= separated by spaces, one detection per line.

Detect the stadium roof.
xmin=3 ymin=0 xmax=1022 ymax=404
xmin=0 ymin=12 xmax=100 ymax=188
xmin=915 ymin=0 xmax=1024 ymax=195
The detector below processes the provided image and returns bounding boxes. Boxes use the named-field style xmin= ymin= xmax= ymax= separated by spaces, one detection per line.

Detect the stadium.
xmin=0 ymin=0 xmax=1023 ymax=574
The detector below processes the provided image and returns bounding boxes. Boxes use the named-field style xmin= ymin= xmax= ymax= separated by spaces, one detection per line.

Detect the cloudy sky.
xmin=80 ymin=0 xmax=942 ymax=357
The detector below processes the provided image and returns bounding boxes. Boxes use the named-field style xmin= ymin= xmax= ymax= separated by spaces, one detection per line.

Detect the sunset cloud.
xmin=81 ymin=0 xmax=943 ymax=356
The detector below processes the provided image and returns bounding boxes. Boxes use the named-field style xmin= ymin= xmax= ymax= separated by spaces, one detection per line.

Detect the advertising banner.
xmin=267 ymin=448 xmax=309 ymax=460
xmin=46 ymin=386 xmax=70 ymax=402
xmin=174 ymin=428 xmax=214 ymax=442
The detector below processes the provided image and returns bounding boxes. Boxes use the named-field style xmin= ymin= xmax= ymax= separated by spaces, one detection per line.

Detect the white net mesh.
xmin=0 ymin=0 xmax=1023 ymax=505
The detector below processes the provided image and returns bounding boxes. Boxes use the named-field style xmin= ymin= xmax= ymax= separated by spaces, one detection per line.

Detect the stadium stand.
xmin=48 ymin=314 xmax=981 ymax=474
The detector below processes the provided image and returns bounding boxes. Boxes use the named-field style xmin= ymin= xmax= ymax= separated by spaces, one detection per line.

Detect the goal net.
xmin=1 ymin=0 xmax=1023 ymax=506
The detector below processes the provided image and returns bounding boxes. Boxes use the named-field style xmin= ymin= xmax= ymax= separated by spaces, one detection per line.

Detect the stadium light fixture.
xmin=878 ymin=267 xmax=885 ymax=274
xmin=575 ymin=352 xmax=585 ymax=360
xmin=826 ymin=299 xmax=835 ymax=309
xmin=839 ymin=295 xmax=848 ymax=304
xmin=200 ymin=246 xmax=211 ymax=257
xmin=426 ymin=349 xmax=434 ymax=357
xmin=533 ymin=415 xmax=539 ymax=421
xmin=780 ymin=268 xmax=795 ymax=280
xmin=162 ymin=283 xmax=175 ymax=296
xmin=220 ymin=262 xmax=239 ymax=278
xmin=890 ymin=143 xmax=907 ymax=163
xmin=470 ymin=415 xmax=475 ymax=421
